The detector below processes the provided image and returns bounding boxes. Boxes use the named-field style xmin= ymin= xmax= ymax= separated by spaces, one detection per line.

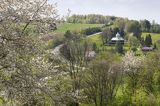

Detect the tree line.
xmin=67 ymin=14 xmax=160 ymax=33
xmin=67 ymin=14 xmax=118 ymax=24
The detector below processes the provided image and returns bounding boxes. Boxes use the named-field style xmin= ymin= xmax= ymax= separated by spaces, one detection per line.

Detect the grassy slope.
xmin=55 ymin=23 xmax=103 ymax=33
xmin=86 ymin=34 xmax=102 ymax=46
xmin=142 ymin=32 xmax=160 ymax=43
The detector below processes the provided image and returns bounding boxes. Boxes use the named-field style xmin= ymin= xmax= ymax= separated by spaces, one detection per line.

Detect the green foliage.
xmin=153 ymin=43 xmax=157 ymax=49
xmin=140 ymin=19 xmax=151 ymax=32
xmin=50 ymin=38 xmax=63 ymax=48
xmin=92 ymin=42 xmax=97 ymax=51
xmin=67 ymin=15 xmax=160 ymax=34
xmin=63 ymin=30 xmax=82 ymax=42
xmin=150 ymin=20 xmax=160 ymax=33
xmin=125 ymin=20 xmax=141 ymax=39
xmin=64 ymin=30 xmax=73 ymax=39
xmin=145 ymin=34 xmax=153 ymax=47
xmin=67 ymin=14 xmax=118 ymax=24
xmin=101 ymin=28 xmax=113 ymax=44
xmin=114 ymin=18 xmax=128 ymax=30
xmin=60 ymin=35 xmax=89 ymax=61
xmin=115 ymin=41 xmax=124 ymax=54
xmin=66 ymin=102 xmax=79 ymax=106
xmin=86 ymin=34 xmax=102 ymax=46
xmin=84 ymin=53 xmax=122 ymax=106
xmin=142 ymin=33 xmax=160 ymax=43
xmin=156 ymin=40 xmax=160 ymax=50
xmin=128 ymin=35 xmax=140 ymax=51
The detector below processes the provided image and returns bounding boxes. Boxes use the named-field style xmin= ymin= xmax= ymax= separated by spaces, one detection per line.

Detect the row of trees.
xmin=140 ymin=20 xmax=160 ymax=33
xmin=67 ymin=14 xmax=118 ymax=24
xmin=112 ymin=18 xmax=160 ymax=34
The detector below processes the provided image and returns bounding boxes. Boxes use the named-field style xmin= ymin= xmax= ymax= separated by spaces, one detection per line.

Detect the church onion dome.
xmin=116 ymin=33 xmax=121 ymax=38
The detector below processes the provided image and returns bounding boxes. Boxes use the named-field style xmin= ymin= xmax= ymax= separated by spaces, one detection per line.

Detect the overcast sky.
xmin=51 ymin=0 xmax=160 ymax=23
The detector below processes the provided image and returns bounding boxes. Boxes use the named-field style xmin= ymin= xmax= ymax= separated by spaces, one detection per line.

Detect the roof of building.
xmin=111 ymin=33 xmax=124 ymax=41
xmin=141 ymin=47 xmax=153 ymax=51
xmin=86 ymin=51 xmax=96 ymax=58
xmin=111 ymin=37 xmax=124 ymax=41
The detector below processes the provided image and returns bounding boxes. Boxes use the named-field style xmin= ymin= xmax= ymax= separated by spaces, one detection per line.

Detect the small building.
xmin=110 ymin=33 xmax=124 ymax=44
xmin=141 ymin=47 xmax=153 ymax=51
xmin=86 ymin=51 xmax=96 ymax=60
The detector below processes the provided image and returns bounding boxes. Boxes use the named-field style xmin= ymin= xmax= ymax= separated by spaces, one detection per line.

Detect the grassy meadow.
xmin=86 ymin=34 xmax=102 ymax=46
xmin=55 ymin=23 xmax=103 ymax=33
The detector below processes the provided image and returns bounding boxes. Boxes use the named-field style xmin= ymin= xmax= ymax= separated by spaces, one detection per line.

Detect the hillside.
xmin=55 ymin=23 xmax=103 ymax=33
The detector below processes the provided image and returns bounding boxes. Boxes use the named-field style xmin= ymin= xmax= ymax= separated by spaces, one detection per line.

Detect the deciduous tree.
xmin=0 ymin=0 xmax=67 ymax=105
xmin=84 ymin=54 xmax=122 ymax=106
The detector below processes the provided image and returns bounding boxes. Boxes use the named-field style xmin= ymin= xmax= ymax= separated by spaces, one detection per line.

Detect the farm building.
xmin=141 ymin=47 xmax=153 ymax=51
xmin=86 ymin=51 xmax=96 ymax=60
xmin=110 ymin=33 xmax=124 ymax=44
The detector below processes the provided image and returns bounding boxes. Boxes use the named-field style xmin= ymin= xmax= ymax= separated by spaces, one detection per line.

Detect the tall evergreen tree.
xmin=145 ymin=34 xmax=152 ymax=47
xmin=148 ymin=34 xmax=153 ymax=45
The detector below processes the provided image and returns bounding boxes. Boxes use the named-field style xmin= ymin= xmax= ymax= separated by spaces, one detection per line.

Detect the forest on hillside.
xmin=67 ymin=14 xmax=160 ymax=33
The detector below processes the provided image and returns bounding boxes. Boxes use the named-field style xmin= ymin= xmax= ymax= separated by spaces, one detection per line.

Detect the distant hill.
xmin=66 ymin=14 xmax=160 ymax=34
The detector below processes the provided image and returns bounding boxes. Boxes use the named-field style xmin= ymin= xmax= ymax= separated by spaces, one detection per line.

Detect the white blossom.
xmin=122 ymin=51 xmax=145 ymax=73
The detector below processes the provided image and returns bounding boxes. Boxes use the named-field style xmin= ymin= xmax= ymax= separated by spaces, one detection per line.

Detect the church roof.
xmin=111 ymin=33 xmax=124 ymax=41
xmin=116 ymin=33 xmax=121 ymax=38
xmin=141 ymin=47 xmax=153 ymax=51
xmin=111 ymin=37 xmax=124 ymax=41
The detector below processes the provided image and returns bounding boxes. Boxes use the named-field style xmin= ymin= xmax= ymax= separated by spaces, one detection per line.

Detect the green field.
xmin=87 ymin=34 xmax=102 ymax=46
xmin=142 ymin=32 xmax=160 ymax=43
xmin=55 ymin=23 xmax=103 ymax=33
